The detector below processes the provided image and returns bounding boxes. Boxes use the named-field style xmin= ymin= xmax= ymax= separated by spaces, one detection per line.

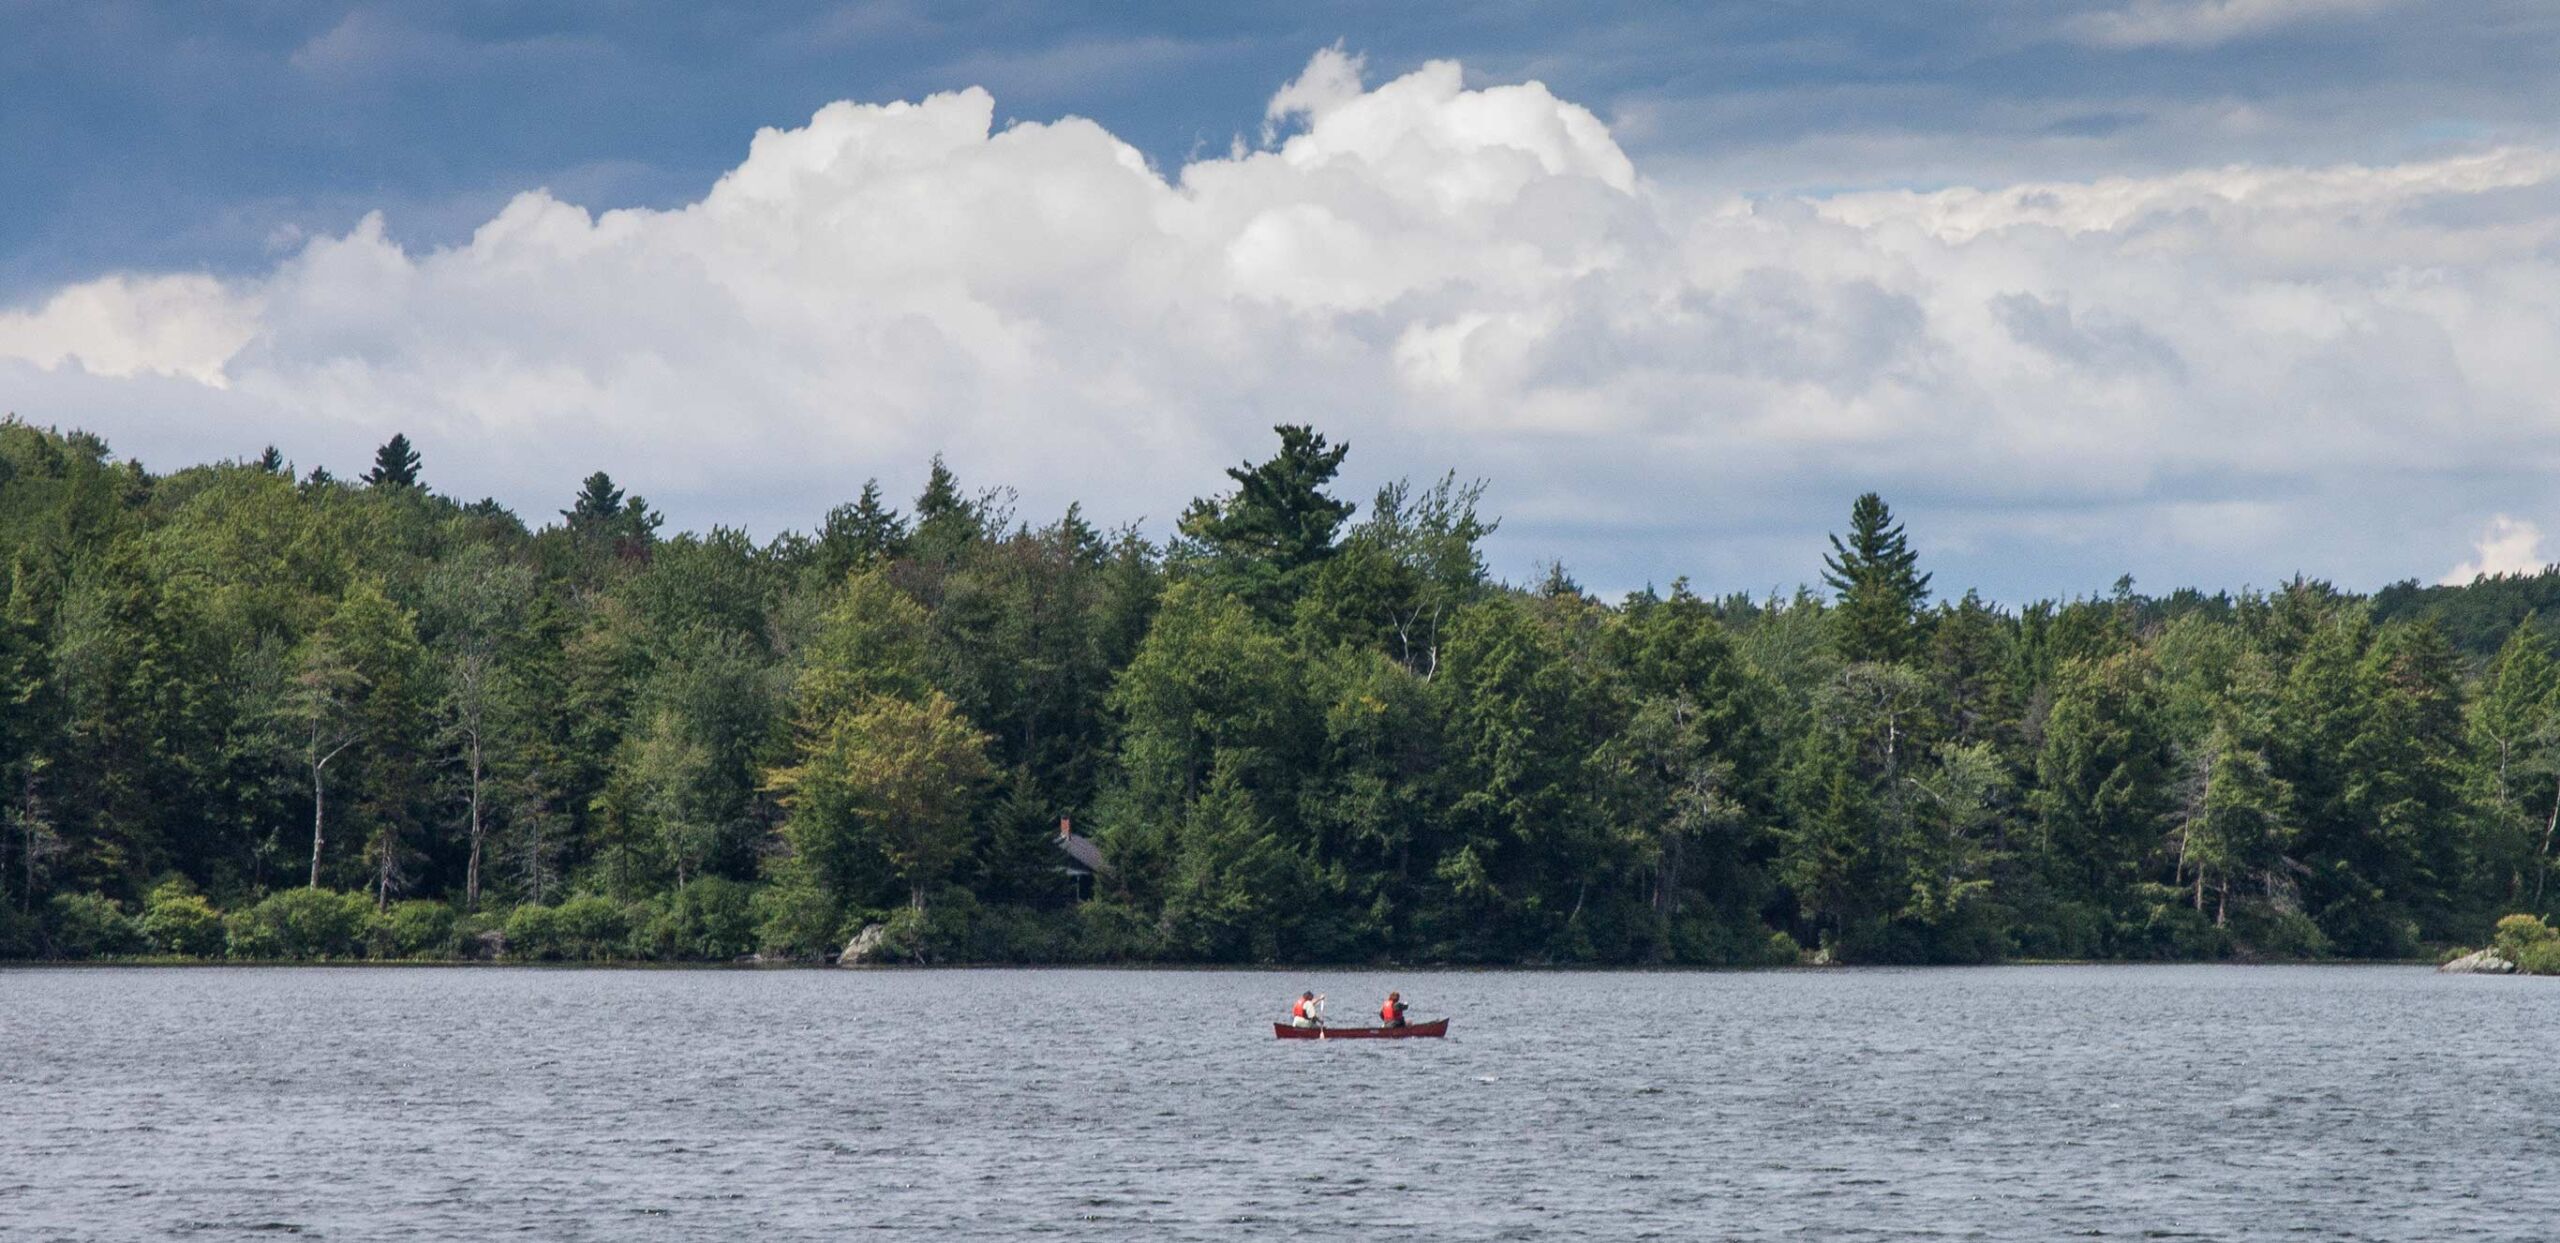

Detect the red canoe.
xmin=1273 ymin=1019 xmax=1448 ymax=1040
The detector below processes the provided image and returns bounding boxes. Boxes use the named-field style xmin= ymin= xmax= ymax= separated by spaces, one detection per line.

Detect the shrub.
xmin=1765 ymin=929 xmax=1805 ymax=966
xmin=2109 ymin=896 xmax=2230 ymax=962
xmin=553 ymin=894 xmax=631 ymax=958
xmin=223 ymin=909 xmax=281 ymax=959
xmin=142 ymin=882 xmax=227 ymax=958
xmin=0 ymin=903 xmax=37 ymax=959
xmin=644 ymin=877 xmax=757 ymax=960
xmin=1662 ymin=913 xmax=1801 ymax=966
xmin=2314 ymin=898 xmax=2418 ymax=959
xmin=505 ymin=895 xmax=634 ymax=961
xmin=2226 ymin=903 xmax=2329 ymax=960
xmin=451 ymin=910 xmax=505 ymax=960
xmin=2004 ymin=900 xmax=2108 ymax=960
xmin=751 ymin=880 xmax=844 ymax=960
xmin=1068 ymin=900 xmax=1161 ymax=962
xmin=46 ymin=892 xmax=142 ymax=959
xmin=370 ymin=900 xmax=457 ymax=959
xmin=502 ymin=903 xmax=561 ymax=960
xmin=960 ymin=904 xmax=1081 ymax=963
xmin=2493 ymin=913 xmax=2560 ymax=973
xmin=867 ymin=905 xmax=934 ymax=962
xmin=227 ymin=888 xmax=372 ymax=960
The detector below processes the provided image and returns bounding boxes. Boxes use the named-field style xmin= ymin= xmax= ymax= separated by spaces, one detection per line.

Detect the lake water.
xmin=4 ymin=965 xmax=2556 ymax=1240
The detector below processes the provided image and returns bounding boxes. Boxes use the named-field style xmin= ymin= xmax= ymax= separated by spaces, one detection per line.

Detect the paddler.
xmin=1379 ymin=991 xmax=1408 ymax=1028
xmin=1289 ymin=990 xmax=1325 ymax=1029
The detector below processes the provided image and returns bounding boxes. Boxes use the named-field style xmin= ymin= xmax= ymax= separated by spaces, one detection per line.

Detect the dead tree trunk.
xmin=306 ymin=727 xmax=353 ymax=889
xmin=464 ymin=733 xmax=485 ymax=909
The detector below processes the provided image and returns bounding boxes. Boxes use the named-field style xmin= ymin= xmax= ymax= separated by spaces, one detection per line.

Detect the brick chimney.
xmin=1058 ymin=817 xmax=1072 ymax=841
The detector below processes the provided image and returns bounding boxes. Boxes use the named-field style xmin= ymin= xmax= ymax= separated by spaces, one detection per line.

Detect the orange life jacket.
xmin=1292 ymin=998 xmax=1311 ymax=1019
xmin=1381 ymin=999 xmax=1401 ymax=1021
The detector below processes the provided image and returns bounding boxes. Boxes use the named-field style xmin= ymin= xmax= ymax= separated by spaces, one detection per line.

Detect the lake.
xmin=3 ymin=965 xmax=2555 ymax=1240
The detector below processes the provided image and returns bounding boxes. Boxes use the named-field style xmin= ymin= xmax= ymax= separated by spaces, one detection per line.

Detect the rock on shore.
xmin=2439 ymin=948 xmax=2518 ymax=974
xmin=837 ymin=923 xmax=888 ymax=967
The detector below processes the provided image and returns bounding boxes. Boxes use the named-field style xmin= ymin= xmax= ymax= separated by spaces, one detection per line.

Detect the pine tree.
xmin=562 ymin=471 xmax=660 ymax=557
xmin=1178 ymin=425 xmax=1355 ymax=617
xmin=255 ymin=446 xmax=286 ymax=475
xmin=2034 ymin=650 xmax=2173 ymax=920
xmin=816 ymin=480 xmax=909 ymax=580
xmin=365 ymin=434 xmax=421 ymax=489
xmin=1823 ymin=493 xmax=1932 ymax=664
xmin=905 ymin=455 xmax=985 ymax=566
xmin=564 ymin=472 xmax=625 ymax=532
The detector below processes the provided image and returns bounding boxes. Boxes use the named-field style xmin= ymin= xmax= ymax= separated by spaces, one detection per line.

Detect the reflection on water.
xmin=4 ymin=965 xmax=2556 ymax=1240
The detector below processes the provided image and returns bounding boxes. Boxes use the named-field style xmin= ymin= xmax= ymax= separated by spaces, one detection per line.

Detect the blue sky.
xmin=5 ymin=1 xmax=2560 ymax=600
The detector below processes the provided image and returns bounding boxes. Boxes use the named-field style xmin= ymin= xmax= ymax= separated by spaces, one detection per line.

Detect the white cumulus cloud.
xmin=2442 ymin=516 xmax=2548 ymax=585
xmin=0 ymin=274 xmax=260 ymax=388
xmin=2 ymin=49 xmax=2558 ymax=595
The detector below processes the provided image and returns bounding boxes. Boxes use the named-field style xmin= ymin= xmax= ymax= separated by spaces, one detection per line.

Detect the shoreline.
xmin=0 ymin=956 xmax=2451 ymax=971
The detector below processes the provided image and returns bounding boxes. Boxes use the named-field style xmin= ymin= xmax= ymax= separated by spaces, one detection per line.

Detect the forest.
xmin=3 ymin=417 xmax=2559 ymax=966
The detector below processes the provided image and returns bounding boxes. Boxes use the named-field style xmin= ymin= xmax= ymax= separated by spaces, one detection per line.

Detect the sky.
xmin=4 ymin=0 xmax=2560 ymax=602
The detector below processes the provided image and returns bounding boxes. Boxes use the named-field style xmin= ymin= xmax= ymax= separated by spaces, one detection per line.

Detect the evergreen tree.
xmin=1178 ymin=425 xmax=1355 ymax=618
xmin=1823 ymin=492 xmax=1932 ymax=664
xmin=561 ymin=471 xmax=661 ymax=559
xmin=565 ymin=472 xmax=625 ymax=531
xmin=1926 ymin=591 xmax=2019 ymax=746
xmin=2465 ymin=621 xmax=2560 ymax=909
xmin=365 ymin=434 xmax=421 ymax=489
xmin=1429 ymin=595 xmax=1604 ymax=959
xmin=815 ymin=480 xmax=909 ymax=581
xmin=910 ymin=456 xmax=983 ymax=566
xmin=2033 ymin=650 xmax=2174 ymax=941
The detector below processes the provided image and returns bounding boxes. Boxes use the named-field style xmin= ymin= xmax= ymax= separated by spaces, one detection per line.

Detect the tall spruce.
xmin=365 ymin=434 xmax=421 ymax=489
xmin=1823 ymin=492 xmax=1932 ymax=664
xmin=816 ymin=480 xmax=909 ymax=581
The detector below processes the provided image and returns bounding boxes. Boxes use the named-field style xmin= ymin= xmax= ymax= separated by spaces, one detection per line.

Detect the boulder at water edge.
xmin=2439 ymin=948 xmax=2518 ymax=974
xmin=837 ymin=923 xmax=888 ymax=967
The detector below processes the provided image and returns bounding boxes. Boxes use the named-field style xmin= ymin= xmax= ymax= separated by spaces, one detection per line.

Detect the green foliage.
xmin=2223 ymin=903 xmax=2329 ymax=960
xmin=11 ymin=418 xmax=2560 ymax=967
xmin=141 ymin=880 xmax=226 ymax=957
xmin=0 ymin=903 xmax=37 ymax=958
xmin=46 ymin=892 xmax=141 ymax=958
xmin=771 ymin=689 xmax=992 ymax=911
xmin=634 ymin=876 xmax=758 ymax=960
xmin=226 ymin=888 xmax=373 ymax=960
xmin=504 ymin=895 xmax=635 ymax=961
xmin=561 ymin=471 xmax=660 ymax=560
xmin=750 ymin=874 xmax=844 ymax=960
xmin=2035 ymin=650 xmax=2174 ymax=931
xmin=813 ymin=480 xmax=908 ymax=581
xmin=370 ymin=899 xmax=457 ymax=959
xmin=365 ymin=434 xmax=422 ymax=489
xmin=2492 ymin=913 xmax=2560 ymax=973
xmin=1823 ymin=493 xmax=1932 ymax=664
xmin=1178 ymin=424 xmax=1355 ymax=618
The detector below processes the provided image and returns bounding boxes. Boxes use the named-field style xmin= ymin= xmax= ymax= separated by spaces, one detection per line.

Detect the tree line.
xmin=1 ymin=418 xmax=2555 ymax=965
